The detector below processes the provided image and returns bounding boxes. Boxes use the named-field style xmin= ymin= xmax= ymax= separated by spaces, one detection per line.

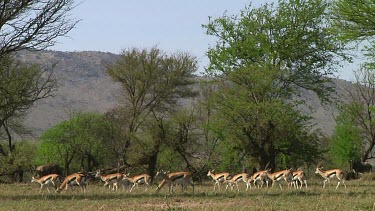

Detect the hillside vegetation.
xmin=16 ymin=50 xmax=353 ymax=138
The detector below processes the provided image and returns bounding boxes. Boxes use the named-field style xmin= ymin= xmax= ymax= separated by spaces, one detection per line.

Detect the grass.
xmin=1 ymin=179 xmax=375 ymax=210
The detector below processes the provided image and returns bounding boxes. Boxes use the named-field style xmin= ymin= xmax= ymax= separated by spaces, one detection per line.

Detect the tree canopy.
xmin=105 ymin=47 xmax=197 ymax=175
xmin=203 ymin=0 xmax=346 ymax=102
xmin=0 ymin=0 xmax=78 ymax=154
xmin=37 ymin=112 xmax=114 ymax=175
xmin=201 ymin=0 xmax=340 ymax=169
xmin=0 ymin=56 xmax=56 ymax=154
xmin=0 ymin=0 xmax=78 ymax=57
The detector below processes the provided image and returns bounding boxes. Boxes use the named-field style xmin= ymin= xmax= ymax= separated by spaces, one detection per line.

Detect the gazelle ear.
xmin=212 ymin=169 xmax=215 ymax=172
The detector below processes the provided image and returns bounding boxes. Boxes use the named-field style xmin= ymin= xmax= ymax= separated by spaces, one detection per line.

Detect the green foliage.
xmin=203 ymin=0 xmax=345 ymax=102
xmin=36 ymin=112 xmax=115 ymax=174
xmin=34 ymin=139 xmax=60 ymax=166
xmin=105 ymin=47 xmax=198 ymax=175
xmin=211 ymin=138 xmax=244 ymax=173
xmin=330 ymin=0 xmax=375 ymax=42
xmin=106 ymin=47 xmax=197 ymax=112
xmin=157 ymin=147 xmax=184 ymax=171
xmin=207 ymin=67 xmax=322 ymax=169
xmin=340 ymin=67 xmax=375 ymax=162
xmin=200 ymin=0 xmax=338 ymax=170
xmin=330 ymin=105 xmax=363 ymax=168
xmin=330 ymin=0 xmax=375 ymax=68
xmin=0 ymin=55 xmax=56 ymax=152
xmin=0 ymin=140 xmax=36 ymax=182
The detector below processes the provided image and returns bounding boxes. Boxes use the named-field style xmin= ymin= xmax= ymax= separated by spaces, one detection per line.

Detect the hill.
xmin=15 ymin=50 xmax=353 ymax=137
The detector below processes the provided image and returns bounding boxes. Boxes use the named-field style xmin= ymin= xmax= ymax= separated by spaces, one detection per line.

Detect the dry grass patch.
xmin=0 ymin=179 xmax=374 ymax=210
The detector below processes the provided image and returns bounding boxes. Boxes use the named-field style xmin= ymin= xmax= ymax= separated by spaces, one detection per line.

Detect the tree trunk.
xmin=362 ymin=137 xmax=375 ymax=162
xmin=258 ymin=153 xmax=275 ymax=171
xmin=147 ymin=140 xmax=161 ymax=182
xmin=3 ymin=123 xmax=14 ymax=154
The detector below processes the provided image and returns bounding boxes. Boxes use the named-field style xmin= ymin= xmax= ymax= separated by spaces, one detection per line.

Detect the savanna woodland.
xmin=1 ymin=0 xmax=375 ymax=210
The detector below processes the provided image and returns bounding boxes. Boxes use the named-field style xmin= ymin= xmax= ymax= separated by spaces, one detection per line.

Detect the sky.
xmin=50 ymin=0 xmax=358 ymax=81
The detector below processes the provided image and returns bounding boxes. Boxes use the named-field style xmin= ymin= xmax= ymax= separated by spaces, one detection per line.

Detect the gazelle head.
xmin=95 ymin=170 xmax=102 ymax=178
xmin=207 ymin=170 xmax=214 ymax=176
xmin=315 ymin=167 xmax=324 ymax=174
xmin=123 ymin=173 xmax=130 ymax=179
xmin=31 ymin=176 xmax=37 ymax=183
xmin=315 ymin=161 xmax=324 ymax=174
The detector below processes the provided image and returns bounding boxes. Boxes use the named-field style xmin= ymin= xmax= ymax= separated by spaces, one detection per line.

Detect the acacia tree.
xmin=166 ymin=109 xmax=200 ymax=172
xmin=330 ymin=0 xmax=375 ymax=68
xmin=330 ymin=105 xmax=363 ymax=168
xmin=105 ymin=47 xmax=197 ymax=175
xmin=0 ymin=56 xmax=56 ymax=154
xmin=0 ymin=0 xmax=78 ymax=57
xmin=341 ymin=67 xmax=375 ymax=162
xmin=0 ymin=0 xmax=78 ymax=154
xmin=203 ymin=0 xmax=343 ymax=169
xmin=193 ymin=80 xmax=225 ymax=171
xmin=36 ymin=112 xmax=114 ymax=175
xmin=204 ymin=0 xmax=345 ymax=101
xmin=141 ymin=108 xmax=201 ymax=177
xmin=212 ymin=67 xmax=322 ymax=170
xmin=330 ymin=0 xmax=375 ymax=42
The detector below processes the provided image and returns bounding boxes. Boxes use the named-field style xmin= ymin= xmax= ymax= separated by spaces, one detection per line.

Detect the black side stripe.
xmin=42 ymin=176 xmax=53 ymax=183
xmin=171 ymin=175 xmax=184 ymax=181
xmin=235 ymin=175 xmax=243 ymax=182
xmin=275 ymin=174 xmax=284 ymax=179
xmin=135 ymin=177 xmax=144 ymax=183
xmin=327 ymin=172 xmax=336 ymax=177
xmin=217 ymin=175 xmax=224 ymax=180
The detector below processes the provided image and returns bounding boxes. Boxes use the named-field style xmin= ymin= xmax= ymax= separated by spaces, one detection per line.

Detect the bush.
xmin=0 ymin=140 xmax=36 ymax=182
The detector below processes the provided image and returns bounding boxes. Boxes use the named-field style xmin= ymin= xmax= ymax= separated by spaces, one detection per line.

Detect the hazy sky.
xmin=50 ymin=0 xmax=358 ymax=80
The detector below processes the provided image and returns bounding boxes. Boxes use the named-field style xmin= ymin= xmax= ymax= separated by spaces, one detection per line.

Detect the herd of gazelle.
xmin=30 ymin=165 xmax=347 ymax=194
xmin=207 ymin=166 xmax=346 ymax=191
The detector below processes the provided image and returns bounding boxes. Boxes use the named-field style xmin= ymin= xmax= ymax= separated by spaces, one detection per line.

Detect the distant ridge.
xmin=15 ymin=50 xmax=353 ymax=137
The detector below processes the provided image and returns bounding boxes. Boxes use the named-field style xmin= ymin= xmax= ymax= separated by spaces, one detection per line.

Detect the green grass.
xmin=1 ymin=179 xmax=375 ymax=210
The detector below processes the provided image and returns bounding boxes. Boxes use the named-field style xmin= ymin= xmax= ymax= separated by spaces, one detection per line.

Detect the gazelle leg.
xmin=336 ymin=181 xmax=340 ymax=189
xmin=129 ymin=183 xmax=134 ymax=192
xmin=323 ymin=179 xmax=328 ymax=188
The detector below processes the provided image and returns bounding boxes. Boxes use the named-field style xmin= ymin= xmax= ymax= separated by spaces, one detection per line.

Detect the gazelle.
xmin=266 ymin=169 xmax=293 ymax=190
xmin=122 ymin=173 xmax=151 ymax=192
xmin=292 ymin=170 xmax=307 ymax=189
xmin=251 ymin=170 xmax=269 ymax=189
xmin=155 ymin=171 xmax=194 ymax=194
xmin=31 ymin=174 xmax=60 ymax=193
xmin=315 ymin=167 xmax=346 ymax=189
xmin=95 ymin=170 xmax=123 ymax=191
xmin=224 ymin=173 xmax=251 ymax=192
xmin=56 ymin=173 xmax=87 ymax=193
xmin=207 ymin=170 xmax=230 ymax=190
